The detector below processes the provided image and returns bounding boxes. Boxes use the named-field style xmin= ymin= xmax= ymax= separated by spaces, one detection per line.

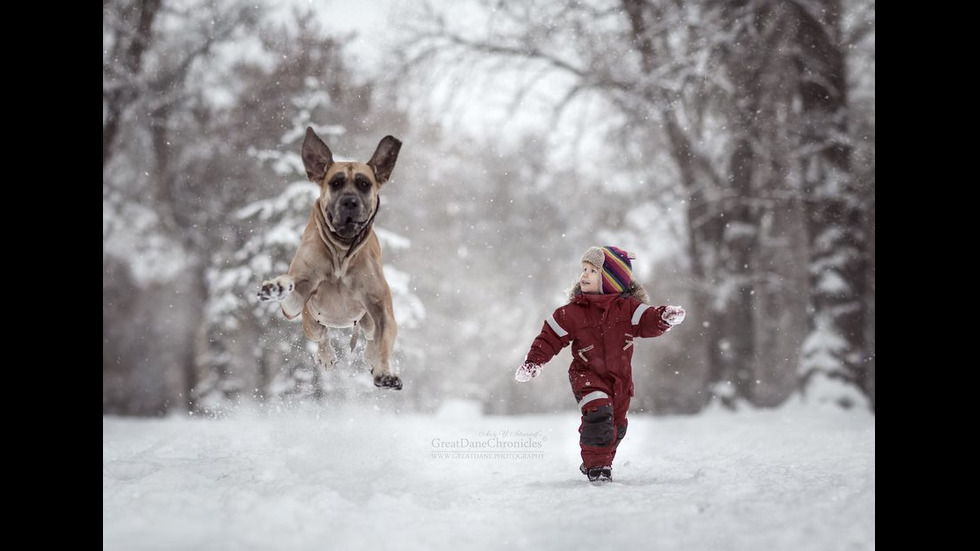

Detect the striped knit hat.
xmin=581 ymin=245 xmax=634 ymax=294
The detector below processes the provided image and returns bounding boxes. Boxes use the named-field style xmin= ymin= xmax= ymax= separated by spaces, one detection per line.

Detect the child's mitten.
xmin=662 ymin=305 xmax=686 ymax=326
xmin=514 ymin=361 xmax=542 ymax=382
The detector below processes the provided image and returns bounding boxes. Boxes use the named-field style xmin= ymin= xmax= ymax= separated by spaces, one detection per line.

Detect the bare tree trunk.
xmin=754 ymin=193 xmax=810 ymax=406
xmin=752 ymin=57 xmax=811 ymax=405
xmin=103 ymin=0 xmax=161 ymax=170
xmin=184 ymin=265 xmax=208 ymax=411
xmin=865 ymin=182 xmax=875 ymax=410
xmin=663 ymin=115 xmax=726 ymax=407
xmin=149 ymin=103 xmax=178 ymax=230
xmin=724 ymin=136 xmax=758 ymax=402
xmin=793 ymin=0 xmax=868 ymax=406
xmin=149 ymin=101 xmax=204 ymax=412
xmin=621 ymin=0 xmax=723 ymax=408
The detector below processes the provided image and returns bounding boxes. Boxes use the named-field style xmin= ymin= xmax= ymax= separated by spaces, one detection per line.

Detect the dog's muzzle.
xmin=329 ymin=194 xmax=369 ymax=239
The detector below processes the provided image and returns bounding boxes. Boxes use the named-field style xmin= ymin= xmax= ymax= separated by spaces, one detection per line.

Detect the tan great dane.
xmin=258 ymin=128 xmax=403 ymax=390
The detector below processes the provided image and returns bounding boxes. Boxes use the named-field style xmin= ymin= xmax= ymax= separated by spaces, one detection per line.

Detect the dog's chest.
xmin=307 ymin=279 xmax=365 ymax=328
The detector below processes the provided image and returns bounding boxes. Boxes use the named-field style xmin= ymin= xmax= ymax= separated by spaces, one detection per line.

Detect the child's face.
xmin=580 ymin=262 xmax=601 ymax=293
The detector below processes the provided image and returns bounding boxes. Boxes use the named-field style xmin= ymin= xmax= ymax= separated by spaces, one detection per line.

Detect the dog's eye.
xmin=355 ymin=175 xmax=372 ymax=192
xmin=329 ymin=177 xmax=345 ymax=190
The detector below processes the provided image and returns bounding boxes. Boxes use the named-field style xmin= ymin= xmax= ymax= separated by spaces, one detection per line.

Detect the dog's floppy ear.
xmin=367 ymin=136 xmax=402 ymax=185
xmin=302 ymin=127 xmax=334 ymax=183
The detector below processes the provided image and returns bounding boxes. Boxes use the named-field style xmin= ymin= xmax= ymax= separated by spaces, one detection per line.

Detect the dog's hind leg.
xmin=361 ymin=303 xmax=401 ymax=390
xmin=303 ymin=306 xmax=336 ymax=368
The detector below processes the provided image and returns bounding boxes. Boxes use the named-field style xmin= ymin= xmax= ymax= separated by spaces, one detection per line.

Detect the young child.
xmin=515 ymin=246 xmax=686 ymax=483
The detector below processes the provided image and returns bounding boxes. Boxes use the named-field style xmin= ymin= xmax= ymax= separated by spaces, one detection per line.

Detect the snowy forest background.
xmin=103 ymin=0 xmax=875 ymax=417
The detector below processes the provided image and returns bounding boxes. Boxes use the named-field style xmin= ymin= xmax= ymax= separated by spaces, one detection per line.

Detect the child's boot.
xmin=580 ymin=463 xmax=612 ymax=483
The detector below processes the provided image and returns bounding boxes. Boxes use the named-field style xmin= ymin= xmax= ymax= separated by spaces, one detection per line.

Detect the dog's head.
xmin=301 ymin=127 xmax=401 ymax=240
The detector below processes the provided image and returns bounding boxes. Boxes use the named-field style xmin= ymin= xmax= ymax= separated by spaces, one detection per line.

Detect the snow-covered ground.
xmin=103 ymin=402 xmax=874 ymax=551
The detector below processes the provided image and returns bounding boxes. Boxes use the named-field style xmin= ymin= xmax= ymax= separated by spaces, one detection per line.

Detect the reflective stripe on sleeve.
xmin=546 ymin=314 xmax=568 ymax=337
xmin=631 ymin=303 xmax=652 ymax=325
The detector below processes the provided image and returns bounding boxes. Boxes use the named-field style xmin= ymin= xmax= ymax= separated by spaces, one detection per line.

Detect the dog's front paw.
xmin=258 ymin=275 xmax=295 ymax=302
xmin=373 ymin=374 xmax=403 ymax=390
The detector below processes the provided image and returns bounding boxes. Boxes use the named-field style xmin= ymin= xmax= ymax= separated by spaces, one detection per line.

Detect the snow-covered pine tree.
xmin=199 ymin=181 xmax=317 ymax=411
xmin=793 ymin=0 xmax=870 ymax=409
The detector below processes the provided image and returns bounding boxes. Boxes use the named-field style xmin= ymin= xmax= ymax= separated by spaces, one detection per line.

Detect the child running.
xmin=515 ymin=246 xmax=686 ymax=482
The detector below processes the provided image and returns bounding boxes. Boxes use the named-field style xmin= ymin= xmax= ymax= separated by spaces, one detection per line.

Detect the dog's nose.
xmin=339 ymin=195 xmax=360 ymax=211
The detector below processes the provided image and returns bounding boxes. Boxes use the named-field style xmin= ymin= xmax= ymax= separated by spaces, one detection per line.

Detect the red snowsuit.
xmin=525 ymin=291 xmax=672 ymax=468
